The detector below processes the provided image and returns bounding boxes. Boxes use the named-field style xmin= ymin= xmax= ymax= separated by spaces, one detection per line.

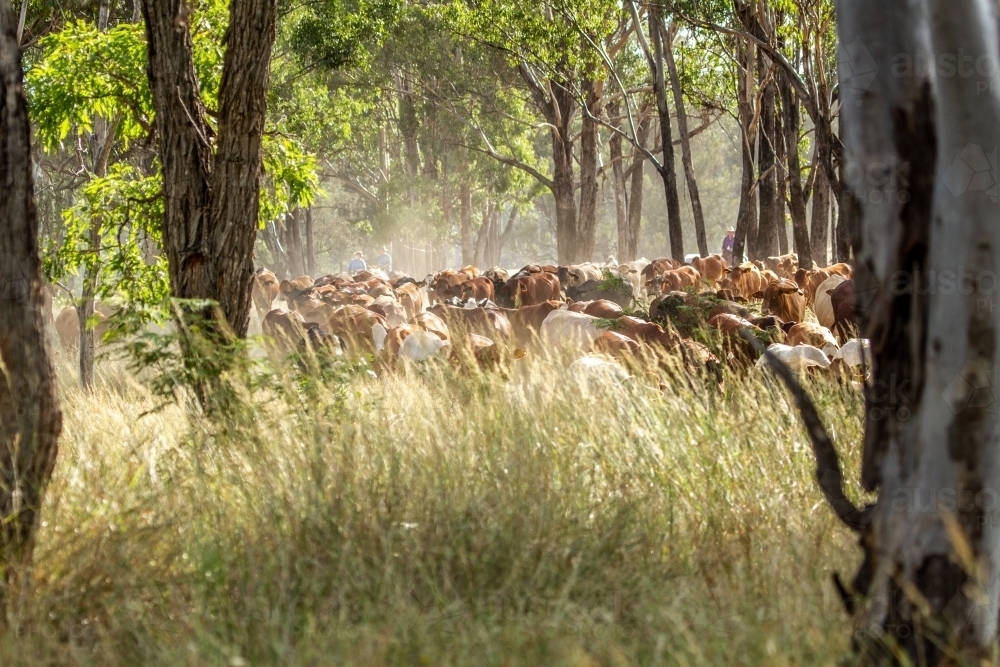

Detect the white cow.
xmin=617 ymin=258 xmax=650 ymax=297
xmin=814 ymin=275 xmax=847 ymax=329
xmin=756 ymin=343 xmax=831 ymax=375
xmin=539 ymin=309 xmax=604 ymax=350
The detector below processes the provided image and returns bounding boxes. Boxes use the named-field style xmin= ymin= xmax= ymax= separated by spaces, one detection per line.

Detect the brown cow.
xmin=566 ymin=299 xmax=624 ymax=319
xmin=325 ymin=305 xmax=386 ymax=355
xmin=592 ymin=331 xmax=640 ymax=358
xmin=253 ymin=269 xmax=280 ymax=318
xmin=615 ymin=315 xmax=678 ymax=349
xmin=764 ymin=253 xmax=798 ymax=279
xmin=428 ymin=304 xmax=513 ymax=344
xmin=796 ymin=268 xmax=832 ymax=305
xmin=653 ymin=266 xmax=701 ymax=294
xmin=755 ymin=279 xmax=805 ymax=324
xmin=263 ymin=308 xmax=308 ymax=354
xmin=641 ymin=258 xmax=681 ymax=289
xmin=828 ymin=279 xmax=857 ymax=341
xmin=54 ymin=305 xmax=111 ymax=350
xmin=496 ymin=272 xmax=561 ymax=308
xmin=427 ymin=270 xmax=469 ymax=304
xmin=499 ymin=300 xmax=564 ymax=344
xmin=785 ymin=322 xmax=839 ymax=356
xmin=720 ymin=263 xmax=764 ymax=300
xmin=395 ymin=282 xmax=425 ymax=319
xmin=458 ymin=276 xmax=496 ymax=302
xmin=690 ymin=254 xmax=728 ymax=283
xmin=825 ymin=262 xmax=853 ymax=279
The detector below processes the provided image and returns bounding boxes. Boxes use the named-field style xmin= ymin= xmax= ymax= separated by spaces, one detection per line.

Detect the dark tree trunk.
xmin=473 ymin=198 xmax=491 ymax=268
xmin=496 ymin=204 xmax=517 ymax=266
xmin=305 ymin=206 xmax=315 ymax=275
xmin=665 ymin=24 xmax=707 ymax=257
xmin=649 ymin=3 xmax=684 ymax=261
xmin=550 ymin=83 xmax=578 ymax=264
xmin=282 ymin=209 xmax=305 ymax=278
xmin=517 ymin=62 xmax=580 ymax=264
xmin=835 ymin=165 xmax=852 ymax=263
xmin=755 ymin=55 xmax=779 ymax=260
xmin=399 ymin=70 xmax=419 ymax=206
xmin=618 ymin=110 xmax=651 ymax=263
xmin=810 ymin=160 xmax=829 ymax=266
xmin=774 ymin=97 xmax=789 ymax=256
xmin=141 ymin=0 xmax=277 ymax=338
xmin=577 ymin=78 xmax=601 ymax=263
xmin=780 ymin=72 xmax=811 ymax=268
xmin=733 ymin=36 xmax=756 ymax=264
xmin=460 ymin=181 xmax=473 ymax=266
xmin=608 ymin=99 xmax=629 ymax=260
xmin=0 ymin=3 xmax=63 ymax=581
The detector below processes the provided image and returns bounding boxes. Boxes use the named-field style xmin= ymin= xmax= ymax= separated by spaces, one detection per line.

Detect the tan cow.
xmin=252 ymin=269 xmax=280 ymax=319
xmin=720 ymin=263 xmax=764 ymax=300
xmin=689 ymin=254 xmax=728 ymax=283
xmin=755 ymin=279 xmax=805 ymax=323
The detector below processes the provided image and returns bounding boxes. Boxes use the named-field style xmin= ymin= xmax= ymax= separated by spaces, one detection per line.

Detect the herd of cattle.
xmin=222 ymin=251 xmax=870 ymax=384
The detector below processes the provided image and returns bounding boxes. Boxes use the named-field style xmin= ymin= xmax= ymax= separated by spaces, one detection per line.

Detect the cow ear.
xmin=752 ymin=290 xmax=764 ymax=299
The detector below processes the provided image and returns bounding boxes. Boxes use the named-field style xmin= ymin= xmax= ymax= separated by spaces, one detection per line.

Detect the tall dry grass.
xmin=2 ymin=346 xmax=868 ymax=666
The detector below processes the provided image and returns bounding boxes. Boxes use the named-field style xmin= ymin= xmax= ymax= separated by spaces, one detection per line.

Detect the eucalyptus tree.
xmin=140 ymin=0 xmax=278 ymax=337
xmin=0 ymin=0 xmax=62 ymax=590
xmin=450 ymin=0 xmax=622 ymax=264
xmin=829 ymin=0 xmax=1000 ymax=662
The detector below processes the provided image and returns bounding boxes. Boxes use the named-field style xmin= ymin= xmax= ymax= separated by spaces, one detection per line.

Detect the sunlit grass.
xmin=3 ymin=348 xmax=867 ymax=666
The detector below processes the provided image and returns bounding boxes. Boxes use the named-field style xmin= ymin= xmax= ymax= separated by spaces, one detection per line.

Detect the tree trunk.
xmin=77 ymin=0 xmax=112 ymax=389
xmin=665 ymin=24 xmax=707 ymax=257
xmin=810 ymin=161 xmax=829 ymax=266
xmin=141 ymin=0 xmax=277 ymax=338
xmin=551 ymin=87 xmax=579 ymax=265
xmin=755 ymin=54 xmax=779 ymax=260
xmin=649 ymin=3 xmax=684 ymax=261
xmin=497 ymin=204 xmax=518 ymax=266
xmin=780 ymin=70 xmax=811 ymax=268
xmin=460 ymin=181 xmax=473 ymax=266
xmin=733 ymin=36 xmax=756 ymax=265
xmin=774 ymin=96 xmax=789 ymax=256
xmin=473 ymin=198 xmax=492 ymax=268
xmin=305 ymin=206 xmax=315 ymax=275
xmin=283 ymin=209 xmax=305 ymax=278
xmin=577 ymin=78 xmax=601 ymax=263
xmin=0 ymin=3 xmax=63 ymax=581
xmin=608 ymin=99 xmax=629 ymax=260
xmin=835 ymin=0 xmax=1000 ymax=661
xmin=621 ymin=111 xmax=651 ymax=263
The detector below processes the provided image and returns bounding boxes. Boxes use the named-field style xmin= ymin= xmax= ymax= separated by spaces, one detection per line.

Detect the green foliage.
xmin=28 ymin=21 xmax=151 ymax=151
xmin=44 ymin=164 xmax=169 ymax=309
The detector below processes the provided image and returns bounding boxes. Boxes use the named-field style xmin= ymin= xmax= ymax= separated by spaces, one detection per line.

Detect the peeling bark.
xmin=837 ymin=0 xmax=1000 ymax=660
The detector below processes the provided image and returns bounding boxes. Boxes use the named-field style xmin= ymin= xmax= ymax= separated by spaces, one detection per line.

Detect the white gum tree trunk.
xmin=837 ymin=0 xmax=1000 ymax=660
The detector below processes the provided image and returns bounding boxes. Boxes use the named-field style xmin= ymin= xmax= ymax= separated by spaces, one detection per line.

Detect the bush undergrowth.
xmin=2 ymin=340 xmax=869 ymax=666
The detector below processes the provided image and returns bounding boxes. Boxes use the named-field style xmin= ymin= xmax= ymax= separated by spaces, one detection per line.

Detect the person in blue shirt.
xmin=375 ymin=246 xmax=392 ymax=272
xmin=347 ymin=251 xmax=367 ymax=274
